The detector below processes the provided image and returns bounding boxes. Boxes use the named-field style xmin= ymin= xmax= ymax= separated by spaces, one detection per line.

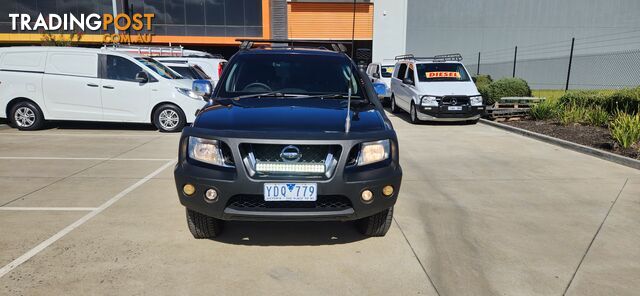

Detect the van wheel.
xmin=357 ymin=207 xmax=394 ymax=237
xmin=390 ymin=95 xmax=399 ymax=113
xmin=153 ymin=104 xmax=185 ymax=132
xmin=186 ymin=209 xmax=224 ymax=239
xmin=10 ymin=101 xmax=45 ymax=131
xmin=410 ymin=103 xmax=420 ymax=124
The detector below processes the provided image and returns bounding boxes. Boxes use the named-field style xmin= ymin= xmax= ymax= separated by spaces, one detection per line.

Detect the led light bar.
xmin=255 ymin=162 xmax=325 ymax=174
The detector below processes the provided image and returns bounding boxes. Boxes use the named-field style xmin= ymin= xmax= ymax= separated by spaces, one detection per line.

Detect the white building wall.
xmin=372 ymin=0 xmax=408 ymax=63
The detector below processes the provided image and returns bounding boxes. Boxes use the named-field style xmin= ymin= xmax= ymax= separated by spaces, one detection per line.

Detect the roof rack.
xmin=101 ymin=44 xmax=224 ymax=59
xmin=236 ymin=39 xmax=348 ymax=53
xmin=394 ymin=53 xmax=463 ymax=62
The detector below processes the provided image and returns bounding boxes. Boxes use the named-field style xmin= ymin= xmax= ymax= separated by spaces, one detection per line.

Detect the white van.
xmin=101 ymin=45 xmax=227 ymax=87
xmin=0 ymin=46 xmax=208 ymax=132
xmin=390 ymin=54 xmax=485 ymax=124
xmin=366 ymin=61 xmax=395 ymax=103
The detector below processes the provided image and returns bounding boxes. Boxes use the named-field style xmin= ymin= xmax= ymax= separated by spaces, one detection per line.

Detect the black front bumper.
xmin=174 ymin=128 xmax=402 ymax=221
xmin=418 ymin=105 xmax=485 ymax=121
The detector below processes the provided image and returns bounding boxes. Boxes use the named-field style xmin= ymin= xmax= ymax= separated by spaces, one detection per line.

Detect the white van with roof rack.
xmin=0 ymin=46 xmax=209 ymax=132
xmin=103 ymin=45 xmax=227 ymax=87
xmin=390 ymin=53 xmax=485 ymax=124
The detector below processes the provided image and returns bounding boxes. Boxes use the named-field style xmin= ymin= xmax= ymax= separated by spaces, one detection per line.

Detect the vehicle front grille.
xmin=441 ymin=96 xmax=470 ymax=106
xmin=226 ymin=195 xmax=352 ymax=211
xmin=240 ymin=144 xmax=341 ymax=178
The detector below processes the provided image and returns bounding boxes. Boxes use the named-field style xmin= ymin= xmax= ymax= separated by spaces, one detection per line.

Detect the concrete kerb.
xmin=480 ymin=119 xmax=640 ymax=171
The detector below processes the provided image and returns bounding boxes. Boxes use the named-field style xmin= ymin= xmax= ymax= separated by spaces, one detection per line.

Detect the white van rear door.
xmin=43 ymin=51 xmax=102 ymax=121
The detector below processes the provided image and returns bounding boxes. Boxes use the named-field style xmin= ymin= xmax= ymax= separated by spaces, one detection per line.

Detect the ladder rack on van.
xmin=394 ymin=53 xmax=463 ymax=62
xmin=101 ymin=45 xmax=222 ymax=59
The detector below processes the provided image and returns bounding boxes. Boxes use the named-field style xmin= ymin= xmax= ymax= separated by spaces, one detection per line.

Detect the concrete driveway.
xmin=0 ymin=115 xmax=638 ymax=295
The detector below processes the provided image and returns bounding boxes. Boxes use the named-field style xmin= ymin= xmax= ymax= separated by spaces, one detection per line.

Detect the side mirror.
xmin=192 ymin=79 xmax=213 ymax=100
xmin=403 ymin=78 xmax=414 ymax=85
xmin=372 ymin=73 xmax=380 ymax=79
xmin=135 ymin=71 xmax=149 ymax=84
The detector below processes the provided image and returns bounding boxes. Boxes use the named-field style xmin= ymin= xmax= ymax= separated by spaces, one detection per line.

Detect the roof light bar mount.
xmin=394 ymin=53 xmax=463 ymax=62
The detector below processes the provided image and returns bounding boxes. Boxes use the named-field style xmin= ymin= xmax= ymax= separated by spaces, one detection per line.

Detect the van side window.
xmin=396 ymin=63 xmax=407 ymax=79
xmin=406 ymin=64 xmax=415 ymax=85
xmin=104 ymin=55 xmax=143 ymax=82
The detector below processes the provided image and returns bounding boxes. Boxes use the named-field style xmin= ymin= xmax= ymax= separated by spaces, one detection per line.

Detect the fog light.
xmin=382 ymin=185 xmax=394 ymax=197
xmin=183 ymin=184 xmax=196 ymax=196
xmin=205 ymin=188 xmax=218 ymax=202
xmin=361 ymin=190 xmax=373 ymax=203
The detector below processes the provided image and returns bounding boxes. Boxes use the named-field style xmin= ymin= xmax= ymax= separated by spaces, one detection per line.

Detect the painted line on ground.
xmin=0 ymin=207 xmax=98 ymax=211
xmin=0 ymin=132 xmax=164 ymax=137
xmin=0 ymin=159 xmax=176 ymax=278
xmin=0 ymin=157 xmax=174 ymax=161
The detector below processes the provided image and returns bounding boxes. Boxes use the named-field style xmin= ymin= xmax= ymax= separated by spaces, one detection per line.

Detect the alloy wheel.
xmin=159 ymin=109 xmax=179 ymax=130
xmin=14 ymin=107 xmax=36 ymax=128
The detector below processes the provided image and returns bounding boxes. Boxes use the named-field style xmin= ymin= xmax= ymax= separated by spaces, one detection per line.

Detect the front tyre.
xmin=410 ymin=103 xmax=420 ymax=124
xmin=153 ymin=104 xmax=186 ymax=132
xmin=356 ymin=207 xmax=394 ymax=237
xmin=10 ymin=101 xmax=45 ymax=131
xmin=390 ymin=95 xmax=399 ymax=113
xmin=186 ymin=208 xmax=224 ymax=239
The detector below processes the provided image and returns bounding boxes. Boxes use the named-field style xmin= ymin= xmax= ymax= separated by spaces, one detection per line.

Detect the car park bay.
xmin=0 ymin=115 xmax=639 ymax=295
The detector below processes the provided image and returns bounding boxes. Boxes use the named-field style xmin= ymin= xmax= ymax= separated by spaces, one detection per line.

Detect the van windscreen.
xmin=135 ymin=57 xmax=182 ymax=79
xmin=416 ymin=63 xmax=470 ymax=82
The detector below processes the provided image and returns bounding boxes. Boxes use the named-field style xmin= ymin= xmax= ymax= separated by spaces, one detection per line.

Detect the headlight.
xmin=470 ymin=95 xmax=483 ymax=106
xmin=421 ymin=96 xmax=438 ymax=107
xmin=188 ymin=136 xmax=225 ymax=166
xmin=176 ymin=87 xmax=203 ymax=100
xmin=357 ymin=139 xmax=390 ymax=166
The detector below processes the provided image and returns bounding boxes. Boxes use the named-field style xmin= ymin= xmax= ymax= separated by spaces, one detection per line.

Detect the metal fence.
xmin=466 ymin=31 xmax=640 ymax=90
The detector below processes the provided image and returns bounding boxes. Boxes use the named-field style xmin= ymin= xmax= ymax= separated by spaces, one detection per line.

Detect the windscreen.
xmin=170 ymin=66 xmax=196 ymax=79
xmin=381 ymin=65 xmax=394 ymax=78
xmin=416 ymin=63 xmax=470 ymax=82
xmin=135 ymin=57 xmax=182 ymax=79
xmin=219 ymin=54 xmax=363 ymax=98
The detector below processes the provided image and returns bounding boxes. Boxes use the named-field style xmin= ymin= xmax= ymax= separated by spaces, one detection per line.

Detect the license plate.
xmin=264 ymin=183 xmax=317 ymax=201
xmin=448 ymin=106 xmax=463 ymax=111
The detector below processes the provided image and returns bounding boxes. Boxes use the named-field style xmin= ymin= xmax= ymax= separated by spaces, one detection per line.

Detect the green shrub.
xmin=559 ymin=106 xmax=588 ymax=125
xmin=585 ymin=106 xmax=609 ymax=127
xmin=608 ymin=87 xmax=640 ymax=115
xmin=473 ymin=75 xmax=493 ymax=89
xmin=529 ymin=99 xmax=559 ymax=120
xmin=558 ymin=90 xmax=607 ymax=108
xmin=484 ymin=78 xmax=532 ymax=105
xmin=478 ymin=85 xmax=491 ymax=105
xmin=609 ymin=112 xmax=640 ymax=148
xmin=558 ymin=88 xmax=640 ymax=115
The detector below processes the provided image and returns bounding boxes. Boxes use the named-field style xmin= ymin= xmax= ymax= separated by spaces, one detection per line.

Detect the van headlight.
xmin=188 ymin=137 xmax=225 ymax=166
xmin=421 ymin=96 xmax=438 ymax=107
xmin=176 ymin=87 xmax=202 ymax=100
xmin=470 ymin=95 xmax=483 ymax=106
xmin=357 ymin=139 xmax=390 ymax=166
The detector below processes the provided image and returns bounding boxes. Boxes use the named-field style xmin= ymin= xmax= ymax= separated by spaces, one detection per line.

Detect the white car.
xmin=154 ymin=56 xmax=227 ymax=87
xmin=390 ymin=54 xmax=485 ymax=124
xmin=366 ymin=61 xmax=395 ymax=103
xmin=0 ymin=46 xmax=208 ymax=132
xmin=102 ymin=45 xmax=227 ymax=87
xmin=162 ymin=61 xmax=213 ymax=84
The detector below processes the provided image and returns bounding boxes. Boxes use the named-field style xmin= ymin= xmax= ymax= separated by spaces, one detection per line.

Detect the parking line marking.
xmin=0 ymin=207 xmax=98 ymax=211
xmin=0 ymin=160 xmax=175 ymax=278
xmin=0 ymin=157 xmax=174 ymax=161
xmin=0 ymin=133 xmax=163 ymax=137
